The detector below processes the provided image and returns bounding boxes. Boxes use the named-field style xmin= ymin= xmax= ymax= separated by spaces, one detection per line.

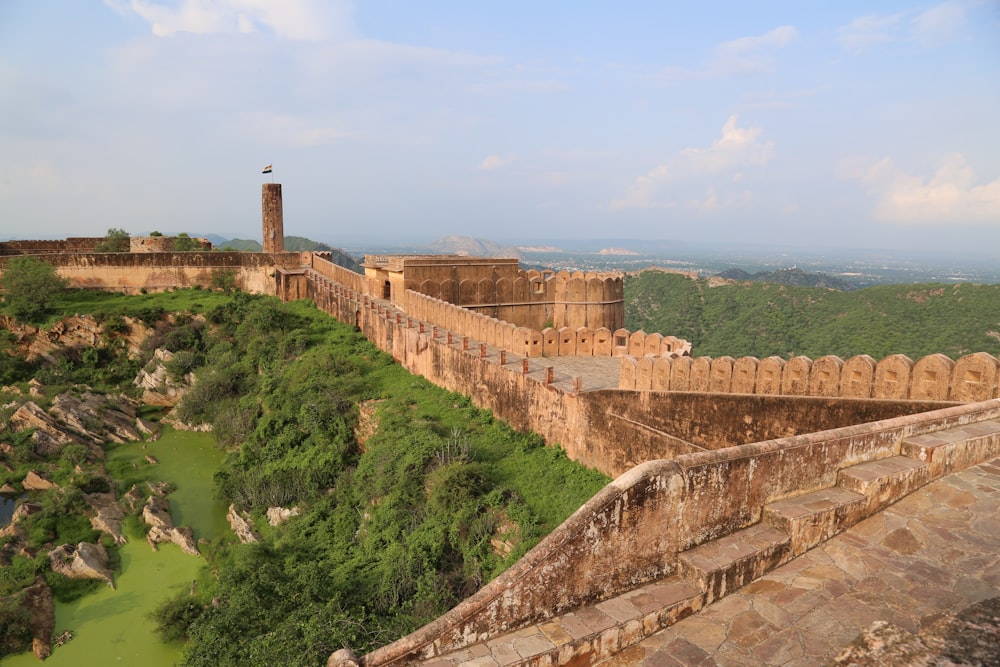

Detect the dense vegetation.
xmin=1 ymin=290 xmax=241 ymax=630
xmin=625 ymin=271 xmax=1000 ymax=360
xmin=0 ymin=288 xmax=608 ymax=664
xmin=162 ymin=294 xmax=608 ymax=665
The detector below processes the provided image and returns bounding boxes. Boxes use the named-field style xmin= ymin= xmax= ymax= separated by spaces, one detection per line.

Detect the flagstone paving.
xmin=599 ymin=457 xmax=1000 ymax=666
xmin=425 ymin=458 xmax=1000 ymax=666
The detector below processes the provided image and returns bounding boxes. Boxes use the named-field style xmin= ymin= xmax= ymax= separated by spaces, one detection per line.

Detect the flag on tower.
xmin=262 ymin=164 xmax=272 ymax=174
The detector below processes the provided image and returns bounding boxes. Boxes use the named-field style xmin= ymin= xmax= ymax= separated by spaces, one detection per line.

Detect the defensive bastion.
xmin=2 ymin=189 xmax=998 ymax=665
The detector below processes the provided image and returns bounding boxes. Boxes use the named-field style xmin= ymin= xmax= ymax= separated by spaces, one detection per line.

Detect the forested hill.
xmin=625 ymin=271 xmax=1000 ymax=361
xmin=716 ymin=267 xmax=857 ymax=291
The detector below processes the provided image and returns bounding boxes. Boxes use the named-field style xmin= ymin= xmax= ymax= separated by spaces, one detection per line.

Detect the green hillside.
xmin=625 ymin=271 xmax=1000 ymax=361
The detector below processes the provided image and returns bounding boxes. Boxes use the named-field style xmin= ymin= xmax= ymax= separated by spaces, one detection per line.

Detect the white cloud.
xmin=106 ymin=0 xmax=353 ymax=40
xmin=913 ymin=1 xmax=969 ymax=46
xmin=837 ymin=1 xmax=972 ymax=54
xmin=611 ymin=115 xmax=774 ymax=209
xmin=836 ymin=13 xmax=905 ymax=54
xmin=846 ymin=154 xmax=1000 ymax=224
xmin=477 ymin=155 xmax=506 ymax=171
xmin=658 ymin=26 xmax=799 ymax=81
xmin=679 ymin=115 xmax=774 ymax=173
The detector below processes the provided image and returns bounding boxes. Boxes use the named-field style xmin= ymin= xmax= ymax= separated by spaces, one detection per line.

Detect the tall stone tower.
xmin=262 ymin=183 xmax=284 ymax=253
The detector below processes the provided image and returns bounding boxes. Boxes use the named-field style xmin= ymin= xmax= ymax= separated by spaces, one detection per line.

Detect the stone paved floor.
xmin=426 ymin=458 xmax=1000 ymax=666
xmin=604 ymin=457 xmax=1000 ymax=666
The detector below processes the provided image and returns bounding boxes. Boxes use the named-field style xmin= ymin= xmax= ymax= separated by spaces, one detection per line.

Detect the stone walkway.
xmin=426 ymin=457 xmax=1000 ymax=666
xmin=598 ymin=457 xmax=1000 ymax=666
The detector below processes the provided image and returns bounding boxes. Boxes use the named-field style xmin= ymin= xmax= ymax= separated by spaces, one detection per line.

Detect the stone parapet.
xmin=619 ymin=351 xmax=1000 ymax=402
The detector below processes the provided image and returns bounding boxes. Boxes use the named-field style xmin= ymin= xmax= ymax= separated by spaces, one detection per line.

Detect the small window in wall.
xmin=615 ymin=336 xmax=627 ymax=347
xmin=383 ymin=280 xmax=391 ymax=299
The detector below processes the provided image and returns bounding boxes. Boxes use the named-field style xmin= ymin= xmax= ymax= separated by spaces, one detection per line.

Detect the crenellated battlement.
xmin=618 ymin=351 xmax=1000 ymax=402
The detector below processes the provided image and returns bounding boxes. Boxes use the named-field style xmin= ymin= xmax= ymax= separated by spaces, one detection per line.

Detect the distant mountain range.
xmin=425 ymin=235 xmax=522 ymax=259
xmin=716 ymin=267 xmax=858 ymax=291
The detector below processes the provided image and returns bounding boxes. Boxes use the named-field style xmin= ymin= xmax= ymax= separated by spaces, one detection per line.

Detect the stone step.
xmin=678 ymin=523 xmax=790 ymax=605
xmin=763 ymin=486 xmax=867 ymax=557
xmin=838 ymin=455 xmax=931 ymax=514
xmin=427 ymin=576 xmax=703 ymax=667
xmin=901 ymin=418 xmax=1000 ymax=477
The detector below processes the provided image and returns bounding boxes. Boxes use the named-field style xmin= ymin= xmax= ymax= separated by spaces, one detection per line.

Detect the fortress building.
xmin=1 ymin=183 xmax=998 ymax=666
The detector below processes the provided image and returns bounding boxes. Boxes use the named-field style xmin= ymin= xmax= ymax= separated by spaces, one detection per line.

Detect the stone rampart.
xmin=404 ymin=289 xmax=691 ymax=360
xmin=310 ymin=253 xmax=366 ymax=294
xmin=619 ymin=352 xmax=1000 ymax=403
xmin=0 ymin=238 xmax=104 ymax=255
xmin=304 ymin=270 xmax=966 ymax=477
xmin=361 ymin=398 xmax=1000 ymax=665
xmin=129 ymin=236 xmax=212 ymax=252
xmin=0 ymin=252 xmax=304 ymax=296
xmin=409 ymin=268 xmax=625 ymax=331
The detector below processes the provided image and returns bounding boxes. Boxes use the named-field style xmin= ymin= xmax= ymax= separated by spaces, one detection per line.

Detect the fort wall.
xmin=408 ymin=268 xmax=625 ymax=331
xmin=0 ymin=238 xmax=104 ymax=254
xmin=362 ymin=254 xmax=625 ymax=331
xmin=303 ymin=270 xmax=965 ymax=476
xmin=0 ymin=251 xmax=304 ymax=296
xmin=618 ymin=351 xmax=1000 ymax=403
xmin=403 ymin=289 xmax=691 ymax=360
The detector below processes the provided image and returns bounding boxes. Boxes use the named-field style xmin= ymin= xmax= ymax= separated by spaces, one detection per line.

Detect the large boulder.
xmin=48 ymin=542 xmax=114 ymax=587
xmin=23 ymin=470 xmax=58 ymax=491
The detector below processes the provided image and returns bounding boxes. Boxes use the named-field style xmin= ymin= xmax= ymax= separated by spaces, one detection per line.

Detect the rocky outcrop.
xmin=227 ymin=505 xmax=261 ymax=543
xmin=84 ymin=492 xmax=127 ymax=545
xmin=161 ymin=410 xmax=212 ymax=432
xmin=50 ymin=391 xmax=142 ymax=444
xmin=122 ymin=484 xmax=145 ymax=512
xmin=328 ymin=648 xmax=360 ymax=667
xmin=48 ymin=542 xmax=114 ymax=587
xmin=3 ymin=314 xmax=150 ymax=362
xmin=8 ymin=390 xmax=146 ymax=457
xmin=22 ymin=577 xmax=54 ymax=660
xmin=10 ymin=402 xmax=83 ymax=457
xmin=143 ymin=496 xmax=199 ymax=555
xmin=134 ymin=348 xmax=194 ymax=407
xmin=10 ymin=501 xmax=42 ymax=524
xmin=266 ymin=506 xmax=300 ymax=526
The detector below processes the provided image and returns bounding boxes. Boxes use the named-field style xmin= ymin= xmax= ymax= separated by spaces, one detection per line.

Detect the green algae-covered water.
xmin=6 ymin=427 xmax=227 ymax=667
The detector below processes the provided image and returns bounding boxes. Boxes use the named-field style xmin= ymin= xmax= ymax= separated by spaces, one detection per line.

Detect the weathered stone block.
xmin=949 ymin=352 xmax=1000 ymax=402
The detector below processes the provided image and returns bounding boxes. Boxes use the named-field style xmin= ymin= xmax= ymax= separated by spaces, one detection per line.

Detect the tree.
xmin=94 ymin=228 xmax=130 ymax=252
xmin=173 ymin=233 xmax=202 ymax=251
xmin=1 ymin=257 xmax=68 ymax=322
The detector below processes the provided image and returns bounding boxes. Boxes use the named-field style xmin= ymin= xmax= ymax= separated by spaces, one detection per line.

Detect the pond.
xmin=5 ymin=427 xmax=227 ymax=667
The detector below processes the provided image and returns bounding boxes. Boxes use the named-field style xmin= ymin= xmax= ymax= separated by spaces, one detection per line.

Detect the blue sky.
xmin=1 ymin=1 xmax=998 ymax=255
